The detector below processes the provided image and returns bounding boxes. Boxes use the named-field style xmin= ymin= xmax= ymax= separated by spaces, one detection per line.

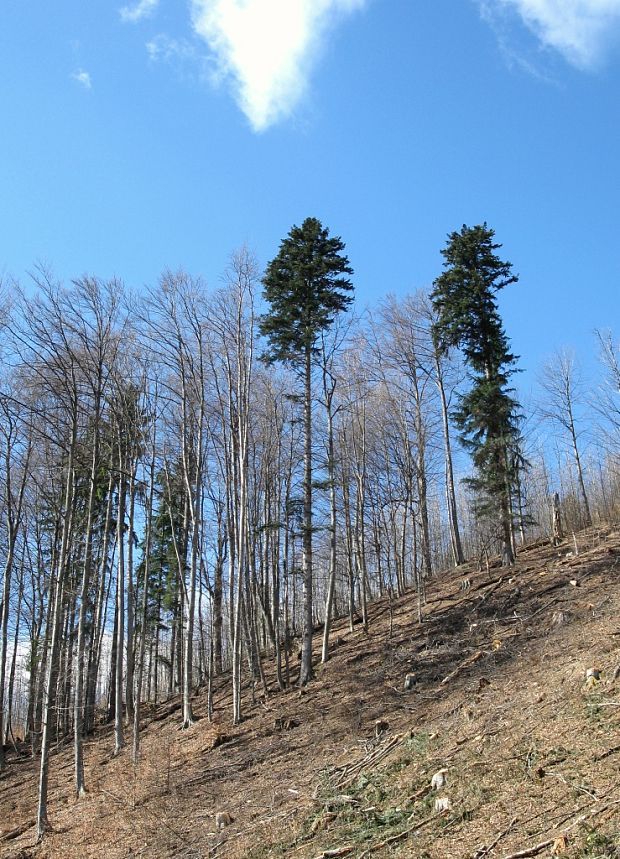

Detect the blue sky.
xmin=1 ymin=0 xmax=619 ymax=394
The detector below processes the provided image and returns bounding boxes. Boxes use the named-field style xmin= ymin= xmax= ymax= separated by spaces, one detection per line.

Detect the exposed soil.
xmin=2 ymin=526 xmax=620 ymax=858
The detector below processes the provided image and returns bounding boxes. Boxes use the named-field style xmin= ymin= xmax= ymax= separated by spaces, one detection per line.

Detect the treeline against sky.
xmin=0 ymin=234 xmax=618 ymax=833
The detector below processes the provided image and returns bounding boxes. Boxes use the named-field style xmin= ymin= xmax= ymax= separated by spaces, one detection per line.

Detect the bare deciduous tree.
xmin=539 ymin=349 xmax=592 ymax=527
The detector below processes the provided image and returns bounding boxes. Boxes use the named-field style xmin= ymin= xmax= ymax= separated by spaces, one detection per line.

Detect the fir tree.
xmin=431 ymin=223 xmax=521 ymax=565
xmin=260 ymin=217 xmax=353 ymax=683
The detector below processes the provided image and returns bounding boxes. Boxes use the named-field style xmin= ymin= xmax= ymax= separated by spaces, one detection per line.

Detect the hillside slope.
xmin=2 ymin=526 xmax=620 ymax=859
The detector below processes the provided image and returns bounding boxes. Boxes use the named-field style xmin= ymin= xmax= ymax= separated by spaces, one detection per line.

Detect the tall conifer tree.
xmin=431 ymin=223 xmax=521 ymax=565
xmin=260 ymin=217 xmax=353 ymax=683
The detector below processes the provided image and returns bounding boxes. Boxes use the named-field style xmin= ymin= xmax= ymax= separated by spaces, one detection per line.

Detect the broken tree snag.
xmin=550 ymin=609 xmax=571 ymax=628
xmin=430 ymin=768 xmax=448 ymax=790
xmin=215 ymin=811 xmax=234 ymax=830
xmin=374 ymin=719 xmax=389 ymax=738
xmin=552 ymin=492 xmax=563 ymax=546
xmin=441 ymin=650 xmax=484 ymax=685
xmin=274 ymin=717 xmax=300 ymax=731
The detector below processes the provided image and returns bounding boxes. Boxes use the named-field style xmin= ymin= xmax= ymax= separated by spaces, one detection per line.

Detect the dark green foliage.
xmin=431 ymin=224 xmax=521 ymax=560
xmin=259 ymin=217 xmax=353 ymax=363
xmin=430 ymin=224 xmax=517 ymax=370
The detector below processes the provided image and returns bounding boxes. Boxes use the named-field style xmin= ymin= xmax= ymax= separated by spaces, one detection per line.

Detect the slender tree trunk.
xmin=417 ymin=451 xmax=433 ymax=580
xmin=272 ymin=499 xmax=284 ymax=689
xmin=435 ymin=355 xmax=464 ymax=565
xmin=501 ymin=505 xmax=515 ymax=566
xmin=37 ymin=567 xmax=66 ymax=839
xmin=213 ymin=537 xmax=224 ymax=675
xmin=125 ymin=465 xmax=137 ymax=726
xmin=321 ymin=379 xmax=338 ymax=662
xmin=114 ymin=463 xmax=126 ymax=756
xmin=0 ymin=436 xmax=30 ymax=769
xmin=232 ymin=579 xmax=243 ymax=724
xmin=354 ymin=483 xmax=369 ymax=632
xmin=500 ymin=457 xmax=515 ymax=568
xmin=299 ymin=346 xmax=314 ymax=685
xmin=342 ymin=466 xmax=356 ymax=631
xmin=0 ymin=546 xmax=14 ymax=770
xmin=4 ymin=555 xmax=24 ymax=748
xmin=569 ymin=413 xmax=592 ymax=526
xmin=182 ymin=496 xmax=198 ymax=728
xmin=34 ymin=543 xmax=57 ymax=754
xmin=59 ymin=594 xmax=74 ymax=739
xmin=133 ymin=431 xmax=156 ymax=764
xmin=321 ymin=463 xmax=338 ymax=662
xmin=88 ymin=473 xmax=114 ymax=734
xmin=26 ymin=551 xmax=45 ymax=745
xmin=73 ymin=397 xmax=100 ymax=796
xmin=37 ymin=424 xmax=76 ymax=840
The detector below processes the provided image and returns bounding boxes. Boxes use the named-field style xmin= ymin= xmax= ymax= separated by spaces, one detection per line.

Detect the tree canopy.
xmin=259 ymin=216 xmax=353 ymax=363
xmin=431 ymin=223 xmax=521 ymax=564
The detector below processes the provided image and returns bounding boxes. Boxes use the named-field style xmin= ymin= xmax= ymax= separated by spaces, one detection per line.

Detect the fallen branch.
xmin=0 ymin=818 xmax=35 ymax=842
xmin=500 ymin=838 xmax=554 ymax=859
xmin=547 ymin=771 xmax=597 ymax=799
xmin=328 ymin=735 xmax=402 ymax=789
xmin=528 ymin=597 xmax=560 ymax=621
xmin=501 ymin=797 xmax=620 ymax=859
xmin=426 ymin=577 xmax=505 ymax=616
xmin=441 ymin=650 xmax=484 ymax=686
xmin=312 ymin=847 xmax=355 ymax=858
xmin=149 ymin=700 xmax=183 ymax=724
xmin=473 ymin=816 xmax=518 ymax=858
xmin=405 ymin=783 xmax=430 ymax=804
xmin=321 ymin=795 xmax=360 ymax=810
xmin=564 ymin=797 xmax=620 ymax=832
xmin=357 ymin=810 xmax=442 ymax=858
xmin=593 ymin=743 xmax=620 ymax=762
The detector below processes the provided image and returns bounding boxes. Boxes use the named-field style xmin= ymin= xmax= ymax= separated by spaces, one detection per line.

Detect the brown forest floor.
xmin=2 ymin=526 xmax=620 ymax=859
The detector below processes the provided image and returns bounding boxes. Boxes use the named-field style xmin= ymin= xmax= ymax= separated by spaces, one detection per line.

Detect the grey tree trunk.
xmin=133 ymin=421 xmax=156 ymax=764
xmin=500 ymin=479 xmax=515 ymax=567
xmin=5 ymin=558 xmax=24 ymax=747
xmin=321 ymin=408 xmax=338 ymax=663
xmin=434 ymin=352 xmax=464 ymax=566
xmin=568 ymin=409 xmax=592 ymax=526
xmin=114 ymin=464 xmax=126 ymax=756
xmin=73 ymin=395 xmax=100 ymax=796
xmin=0 ymin=428 xmax=30 ymax=770
xmin=321 ymin=339 xmax=339 ymax=664
xmin=125 ymin=466 xmax=137 ymax=726
xmin=0 ymin=546 xmax=15 ymax=771
xmin=37 ymin=423 xmax=76 ymax=840
xmin=299 ymin=345 xmax=314 ymax=685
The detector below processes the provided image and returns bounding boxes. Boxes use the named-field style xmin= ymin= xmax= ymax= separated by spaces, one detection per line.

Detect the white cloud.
xmin=190 ymin=0 xmax=367 ymax=132
xmin=488 ymin=0 xmax=620 ymax=67
xmin=71 ymin=69 xmax=92 ymax=89
xmin=120 ymin=0 xmax=159 ymax=23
